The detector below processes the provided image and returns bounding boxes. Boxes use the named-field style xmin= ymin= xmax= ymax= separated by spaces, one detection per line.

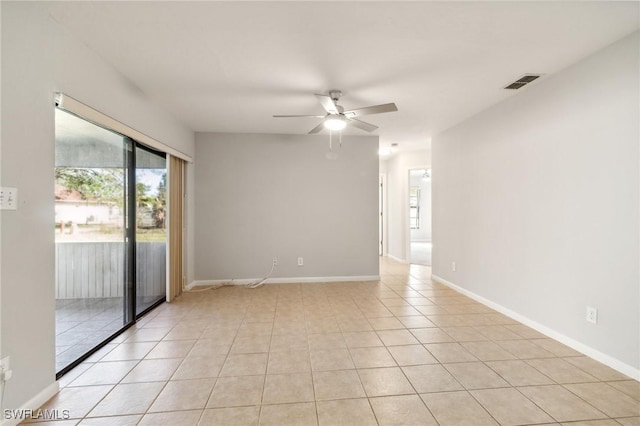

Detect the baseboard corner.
xmin=430 ymin=274 xmax=640 ymax=381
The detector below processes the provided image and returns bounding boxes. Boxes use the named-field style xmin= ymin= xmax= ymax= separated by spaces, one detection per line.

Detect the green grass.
xmin=55 ymin=224 xmax=166 ymax=242
xmin=136 ymin=228 xmax=167 ymax=242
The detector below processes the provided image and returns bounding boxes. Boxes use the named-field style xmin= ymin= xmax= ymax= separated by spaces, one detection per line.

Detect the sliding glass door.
xmin=54 ymin=109 xmax=167 ymax=376
xmin=55 ymin=109 xmax=134 ymax=374
xmin=135 ymin=146 xmax=167 ymax=315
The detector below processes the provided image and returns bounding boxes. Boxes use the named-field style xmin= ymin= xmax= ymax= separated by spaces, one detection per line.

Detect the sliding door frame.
xmin=55 ymin=116 xmax=167 ymax=379
xmin=54 ymin=93 xmax=191 ymax=379
xmin=125 ymin=137 xmax=136 ymax=325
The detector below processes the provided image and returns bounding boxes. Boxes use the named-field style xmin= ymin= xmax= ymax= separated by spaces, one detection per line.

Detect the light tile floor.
xmin=31 ymin=258 xmax=639 ymax=425
xmin=410 ymin=242 xmax=432 ymax=266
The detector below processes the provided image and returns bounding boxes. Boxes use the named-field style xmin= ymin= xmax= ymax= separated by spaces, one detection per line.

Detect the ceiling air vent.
xmin=504 ymin=74 xmax=542 ymax=90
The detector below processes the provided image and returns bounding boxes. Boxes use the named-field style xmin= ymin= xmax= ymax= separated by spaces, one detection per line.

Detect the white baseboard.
xmin=431 ymin=274 xmax=640 ymax=381
xmin=1 ymin=381 xmax=59 ymax=426
xmin=385 ymin=254 xmax=408 ymax=264
xmin=188 ymin=275 xmax=380 ymax=289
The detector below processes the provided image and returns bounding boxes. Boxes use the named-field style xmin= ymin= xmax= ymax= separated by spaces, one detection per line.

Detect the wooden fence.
xmin=55 ymin=242 xmax=166 ymax=299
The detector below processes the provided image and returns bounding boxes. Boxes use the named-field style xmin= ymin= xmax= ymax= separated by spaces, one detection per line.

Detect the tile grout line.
xmin=47 ymin=263 xmax=639 ymax=426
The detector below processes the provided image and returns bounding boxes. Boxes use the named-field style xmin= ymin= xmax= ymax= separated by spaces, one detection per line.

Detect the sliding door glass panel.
xmin=54 ymin=109 xmax=134 ymax=373
xmin=135 ymin=146 xmax=167 ymax=315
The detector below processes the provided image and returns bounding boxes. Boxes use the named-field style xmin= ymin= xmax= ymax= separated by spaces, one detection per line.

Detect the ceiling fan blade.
xmin=347 ymin=118 xmax=378 ymax=132
xmin=308 ymin=122 xmax=326 ymax=134
xmin=343 ymin=103 xmax=397 ymax=118
xmin=273 ymin=115 xmax=326 ymax=118
xmin=315 ymin=94 xmax=339 ymax=114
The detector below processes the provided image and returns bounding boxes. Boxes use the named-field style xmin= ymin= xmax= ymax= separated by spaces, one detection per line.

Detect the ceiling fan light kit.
xmin=324 ymin=116 xmax=347 ymax=131
xmin=273 ymin=89 xmax=398 ymax=152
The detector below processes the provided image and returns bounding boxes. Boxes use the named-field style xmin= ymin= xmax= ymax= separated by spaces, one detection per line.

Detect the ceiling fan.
xmin=273 ymin=90 xmax=398 ymax=134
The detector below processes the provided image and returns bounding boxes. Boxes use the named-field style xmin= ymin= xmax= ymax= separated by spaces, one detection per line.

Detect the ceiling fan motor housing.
xmin=329 ymin=90 xmax=343 ymax=102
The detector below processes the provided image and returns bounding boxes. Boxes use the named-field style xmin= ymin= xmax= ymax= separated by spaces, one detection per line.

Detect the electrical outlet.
xmin=451 ymin=261 xmax=456 ymax=272
xmin=297 ymin=257 xmax=304 ymax=266
xmin=272 ymin=257 xmax=278 ymax=266
xmin=586 ymin=306 xmax=598 ymax=324
xmin=1 ymin=356 xmax=12 ymax=382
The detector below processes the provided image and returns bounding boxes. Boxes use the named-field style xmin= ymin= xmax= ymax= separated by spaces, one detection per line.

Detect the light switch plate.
xmin=0 ymin=187 xmax=18 ymax=210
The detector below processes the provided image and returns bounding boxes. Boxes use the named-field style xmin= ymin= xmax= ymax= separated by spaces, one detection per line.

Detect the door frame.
xmin=379 ymin=173 xmax=387 ymax=256
xmin=54 ymin=110 xmax=167 ymax=379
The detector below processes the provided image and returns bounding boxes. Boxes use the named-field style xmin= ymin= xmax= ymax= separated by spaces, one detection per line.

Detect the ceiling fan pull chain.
xmin=339 ymin=131 xmax=342 ymax=149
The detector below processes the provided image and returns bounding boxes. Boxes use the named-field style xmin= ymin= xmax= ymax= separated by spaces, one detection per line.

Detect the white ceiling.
xmin=48 ymin=2 xmax=639 ymax=151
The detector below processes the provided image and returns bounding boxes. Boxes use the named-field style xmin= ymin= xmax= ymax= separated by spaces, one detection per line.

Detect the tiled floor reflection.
xmin=56 ymin=298 xmax=124 ymax=372
xmin=36 ymin=258 xmax=639 ymax=425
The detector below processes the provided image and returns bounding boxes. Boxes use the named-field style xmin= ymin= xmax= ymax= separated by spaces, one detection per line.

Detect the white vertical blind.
xmin=168 ymin=155 xmax=185 ymax=301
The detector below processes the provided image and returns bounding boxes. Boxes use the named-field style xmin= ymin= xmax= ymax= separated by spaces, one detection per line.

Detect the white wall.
xmin=382 ymin=149 xmax=431 ymax=262
xmin=194 ymin=133 xmax=379 ymax=281
xmin=0 ymin=2 xmax=194 ymax=413
xmin=432 ymin=32 xmax=639 ymax=376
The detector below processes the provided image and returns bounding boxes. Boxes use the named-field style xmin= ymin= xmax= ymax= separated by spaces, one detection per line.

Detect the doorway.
xmin=408 ymin=168 xmax=432 ymax=265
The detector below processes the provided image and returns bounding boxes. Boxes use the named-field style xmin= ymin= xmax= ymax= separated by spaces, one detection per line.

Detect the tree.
xmin=55 ymin=167 xmax=124 ymax=204
xmin=56 ymin=167 xmax=167 ymax=229
xmin=153 ymin=173 xmax=167 ymax=228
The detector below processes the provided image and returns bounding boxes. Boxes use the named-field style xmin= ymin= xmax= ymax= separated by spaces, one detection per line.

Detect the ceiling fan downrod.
xmin=329 ymin=90 xmax=343 ymax=102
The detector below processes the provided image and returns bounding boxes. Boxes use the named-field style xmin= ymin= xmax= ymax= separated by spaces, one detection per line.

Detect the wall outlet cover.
xmin=586 ymin=306 xmax=598 ymax=324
